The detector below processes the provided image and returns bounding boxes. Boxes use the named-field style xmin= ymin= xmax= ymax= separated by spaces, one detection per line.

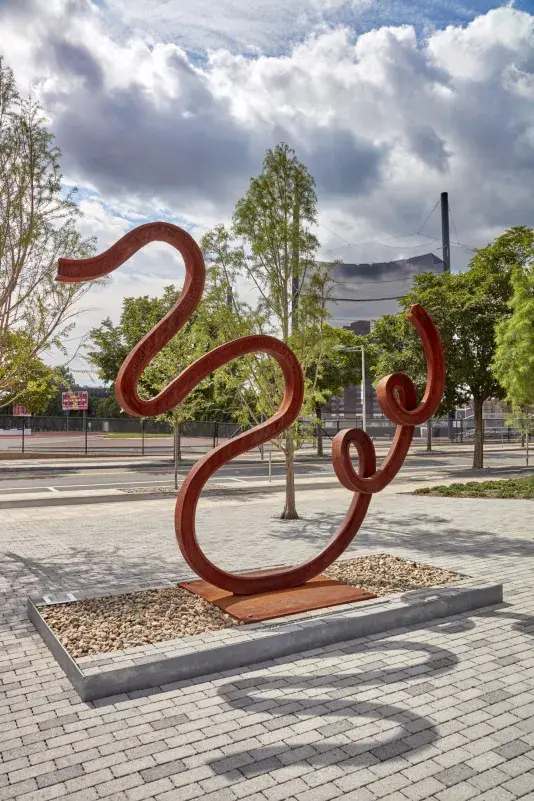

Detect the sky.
xmin=0 ymin=0 xmax=533 ymax=384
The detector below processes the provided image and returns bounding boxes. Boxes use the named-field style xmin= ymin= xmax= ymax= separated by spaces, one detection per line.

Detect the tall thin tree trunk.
xmin=473 ymin=397 xmax=484 ymax=469
xmin=315 ymin=402 xmax=323 ymax=458
xmin=174 ymin=418 xmax=182 ymax=490
xmin=426 ymin=418 xmax=432 ymax=452
xmin=282 ymin=429 xmax=298 ymax=519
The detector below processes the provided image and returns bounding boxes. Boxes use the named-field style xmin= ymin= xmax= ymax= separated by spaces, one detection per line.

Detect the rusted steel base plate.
xmin=178 ymin=569 xmax=376 ymax=623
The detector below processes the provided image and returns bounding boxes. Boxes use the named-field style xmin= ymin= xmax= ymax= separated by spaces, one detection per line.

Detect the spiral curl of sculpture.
xmin=57 ymin=222 xmax=446 ymax=596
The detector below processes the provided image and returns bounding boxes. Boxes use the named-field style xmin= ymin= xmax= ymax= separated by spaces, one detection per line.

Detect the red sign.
xmin=62 ymin=391 xmax=88 ymax=411
xmin=13 ymin=405 xmax=31 ymax=416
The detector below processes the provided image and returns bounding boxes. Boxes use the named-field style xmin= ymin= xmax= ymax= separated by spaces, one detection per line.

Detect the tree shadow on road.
xmin=264 ymin=507 xmax=534 ymax=561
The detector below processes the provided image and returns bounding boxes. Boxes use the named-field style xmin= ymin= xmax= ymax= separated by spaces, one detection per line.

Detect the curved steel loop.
xmin=376 ymin=304 xmax=445 ymax=426
xmin=56 ymin=222 xmax=445 ymax=596
xmin=331 ymin=305 xmax=445 ymax=495
xmin=59 ymin=222 xmax=206 ymax=418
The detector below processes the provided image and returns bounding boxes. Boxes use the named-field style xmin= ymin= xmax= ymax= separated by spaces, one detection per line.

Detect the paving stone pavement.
xmin=1 ymin=485 xmax=534 ymax=801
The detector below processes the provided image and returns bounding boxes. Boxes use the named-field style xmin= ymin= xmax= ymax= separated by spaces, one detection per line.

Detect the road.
xmin=0 ymin=445 xmax=531 ymax=495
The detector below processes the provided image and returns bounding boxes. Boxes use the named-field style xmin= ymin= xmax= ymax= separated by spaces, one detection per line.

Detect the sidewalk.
xmin=1 ymin=486 xmax=533 ymax=800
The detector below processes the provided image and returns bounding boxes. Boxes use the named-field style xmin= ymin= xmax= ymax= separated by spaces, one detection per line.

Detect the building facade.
xmin=323 ymin=320 xmax=380 ymax=419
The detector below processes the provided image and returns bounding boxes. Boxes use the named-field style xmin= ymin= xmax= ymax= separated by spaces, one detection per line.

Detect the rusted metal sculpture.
xmin=58 ymin=222 xmax=445 ymax=596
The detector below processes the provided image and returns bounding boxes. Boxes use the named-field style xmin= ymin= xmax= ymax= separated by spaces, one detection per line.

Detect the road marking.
xmin=0 ymin=472 xmax=330 ymax=493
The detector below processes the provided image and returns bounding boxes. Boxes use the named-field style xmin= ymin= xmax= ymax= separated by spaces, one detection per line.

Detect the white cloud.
xmin=109 ymin=0 xmax=375 ymax=55
xmin=1 ymin=0 xmax=534 ymax=378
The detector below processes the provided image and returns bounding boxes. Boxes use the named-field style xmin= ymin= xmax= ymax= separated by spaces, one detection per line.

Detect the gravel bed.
xmin=40 ymin=586 xmax=241 ymax=658
xmin=324 ymin=554 xmax=461 ymax=596
xmin=39 ymin=555 xmax=462 ymax=658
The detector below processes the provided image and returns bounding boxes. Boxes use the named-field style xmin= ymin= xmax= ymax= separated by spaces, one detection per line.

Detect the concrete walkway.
xmin=1 ymin=486 xmax=534 ymax=800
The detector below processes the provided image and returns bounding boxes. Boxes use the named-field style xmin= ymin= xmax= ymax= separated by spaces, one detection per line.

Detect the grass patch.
xmin=414 ymin=476 xmax=534 ymax=499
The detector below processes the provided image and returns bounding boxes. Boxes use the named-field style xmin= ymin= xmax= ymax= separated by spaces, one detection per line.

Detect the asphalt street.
xmin=0 ymin=445 xmax=530 ymax=494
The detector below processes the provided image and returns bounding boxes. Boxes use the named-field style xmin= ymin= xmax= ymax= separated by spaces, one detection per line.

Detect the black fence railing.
xmin=0 ymin=415 xmax=243 ymax=456
xmin=320 ymin=416 xmax=522 ymax=444
xmin=0 ymin=413 xmax=524 ymax=457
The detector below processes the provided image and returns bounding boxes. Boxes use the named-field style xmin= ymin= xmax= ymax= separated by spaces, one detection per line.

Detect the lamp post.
xmin=333 ymin=344 xmax=367 ymax=433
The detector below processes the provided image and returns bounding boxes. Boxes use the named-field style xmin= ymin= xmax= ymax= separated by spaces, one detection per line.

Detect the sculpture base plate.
xmin=178 ymin=570 xmax=376 ymax=622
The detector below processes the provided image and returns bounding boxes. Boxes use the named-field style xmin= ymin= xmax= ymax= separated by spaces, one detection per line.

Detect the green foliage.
xmin=87 ymin=286 xmax=181 ymax=384
xmin=202 ymin=144 xmax=334 ymax=431
xmin=413 ymin=476 xmax=534 ymax=499
xmin=87 ymin=283 xmax=246 ymax=424
xmin=202 ymin=143 xmax=335 ymax=517
xmin=370 ymin=228 xmax=528 ymax=468
xmin=0 ymin=58 xmax=96 ymax=407
xmin=493 ymin=236 xmax=534 ymax=409
xmin=0 ymin=330 xmax=65 ymax=413
xmin=308 ymin=324 xmax=368 ymax=411
xmin=91 ymin=395 xmax=122 ymax=419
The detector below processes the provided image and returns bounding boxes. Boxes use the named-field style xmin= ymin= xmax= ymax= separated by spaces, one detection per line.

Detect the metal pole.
xmin=268 ymin=450 xmax=272 ymax=483
xmin=84 ymin=410 xmax=88 ymax=456
xmin=22 ymin=416 xmax=25 ymax=454
xmin=527 ymin=430 xmax=530 ymax=467
xmin=141 ymin=418 xmax=145 ymax=456
xmin=361 ymin=344 xmax=367 ymax=434
xmin=441 ymin=191 xmax=451 ymax=272
xmin=292 ymin=199 xmax=300 ymax=335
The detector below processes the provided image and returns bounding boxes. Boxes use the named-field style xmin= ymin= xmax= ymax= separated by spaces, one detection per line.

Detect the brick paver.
xmin=1 ymin=486 xmax=534 ymax=799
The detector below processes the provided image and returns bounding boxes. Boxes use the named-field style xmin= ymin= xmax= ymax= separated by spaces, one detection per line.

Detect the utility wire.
xmin=332 ymin=275 xmax=422 ymax=286
xmin=318 ymin=198 xmax=445 ymax=257
xmin=319 ymin=235 xmax=439 ymax=256
xmin=417 ymin=200 xmax=440 ymax=235
xmin=317 ymin=221 xmax=353 ymax=247
xmin=331 ymin=295 xmax=403 ymax=302
xmin=449 ymin=205 xmax=459 ymax=244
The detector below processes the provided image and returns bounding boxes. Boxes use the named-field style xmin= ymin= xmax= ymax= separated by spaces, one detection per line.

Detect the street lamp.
xmin=332 ymin=344 xmax=367 ymax=433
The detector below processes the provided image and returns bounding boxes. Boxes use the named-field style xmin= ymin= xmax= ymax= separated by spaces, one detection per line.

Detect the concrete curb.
xmin=0 ymin=479 xmax=343 ymax=509
xmin=28 ymin=580 xmax=503 ymax=702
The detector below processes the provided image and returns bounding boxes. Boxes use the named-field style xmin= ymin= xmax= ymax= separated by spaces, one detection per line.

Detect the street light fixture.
xmin=332 ymin=343 xmax=367 ymax=433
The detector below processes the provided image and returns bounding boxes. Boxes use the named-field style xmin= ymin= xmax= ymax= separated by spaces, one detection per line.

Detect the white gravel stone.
xmin=39 ymin=555 xmax=460 ymax=658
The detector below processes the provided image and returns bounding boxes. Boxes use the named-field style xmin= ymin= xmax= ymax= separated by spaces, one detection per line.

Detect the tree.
xmin=492 ymin=243 xmax=534 ymax=461
xmin=370 ymin=298 xmax=459 ymax=453
xmin=1 ymin=331 xmax=66 ymax=414
xmin=87 ymin=283 xmax=246 ymax=486
xmin=0 ymin=59 xmax=96 ymax=409
xmin=87 ymin=286 xmax=181 ymax=384
xmin=92 ymin=395 xmax=122 ymax=419
xmin=38 ymin=364 xmax=76 ymax=416
xmin=202 ymin=143 xmax=334 ymax=519
xmin=371 ymin=228 xmax=526 ymax=469
xmin=87 ymin=285 xmax=243 ymax=421
xmin=464 ymin=227 xmax=531 ymax=466
xmin=308 ymin=324 xmax=367 ymax=457
xmin=493 ymin=255 xmax=534 ymax=410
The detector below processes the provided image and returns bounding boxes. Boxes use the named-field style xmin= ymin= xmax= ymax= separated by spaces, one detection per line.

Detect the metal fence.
xmin=0 ymin=415 xmax=242 ymax=456
xmin=320 ymin=416 xmax=522 ymax=444
xmin=0 ymin=413 xmax=524 ymax=457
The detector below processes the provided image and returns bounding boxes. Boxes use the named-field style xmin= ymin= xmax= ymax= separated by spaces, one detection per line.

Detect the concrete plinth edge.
xmin=28 ymin=580 xmax=503 ymax=702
